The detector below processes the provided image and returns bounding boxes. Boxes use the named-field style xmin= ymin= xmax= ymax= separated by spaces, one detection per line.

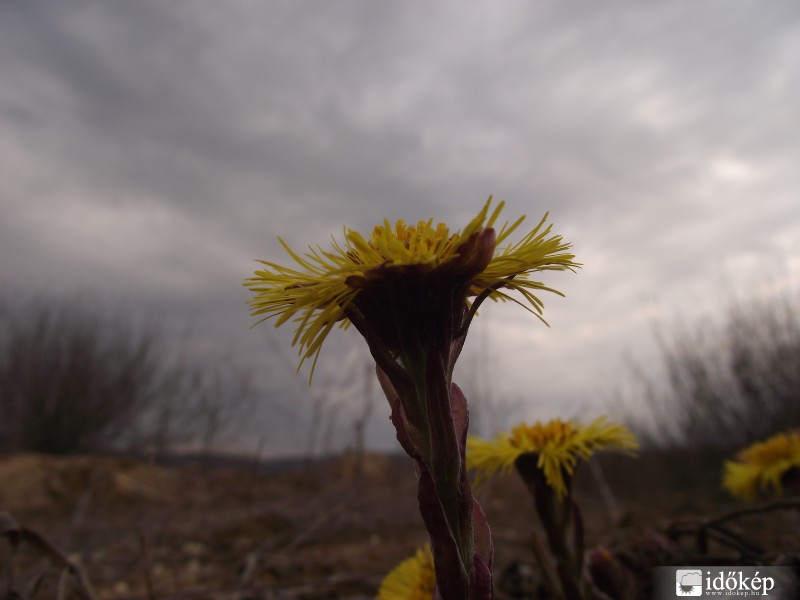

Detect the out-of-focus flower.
xmin=378 ymin=545 xmax=436 ymax=600
xmin=245 ymin=197 xmax=577 ymax=377
xmin=467 ymin=417 xmax=638 ymax=497
xmin=723 ymin=430 xmax=800 ymax=501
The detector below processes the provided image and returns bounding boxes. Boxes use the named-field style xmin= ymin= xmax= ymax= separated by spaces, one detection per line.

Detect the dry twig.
xmin=0 ymin=511 xmax=98 ymax=600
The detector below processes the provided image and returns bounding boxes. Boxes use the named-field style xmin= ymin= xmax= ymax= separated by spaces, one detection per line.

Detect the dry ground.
xmin=0 ymin=450 xmax=797 ymax=599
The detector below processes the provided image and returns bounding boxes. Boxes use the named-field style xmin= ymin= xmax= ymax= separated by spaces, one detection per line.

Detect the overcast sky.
xmin=2 ymin=1 xmax=799 ymax=456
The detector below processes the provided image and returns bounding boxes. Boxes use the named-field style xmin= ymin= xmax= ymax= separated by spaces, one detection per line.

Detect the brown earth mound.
xmin=0 ymin=453 xmax=195 ymax=516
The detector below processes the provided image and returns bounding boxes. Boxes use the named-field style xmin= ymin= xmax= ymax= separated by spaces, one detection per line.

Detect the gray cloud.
xmin=2 ymin=0 xmax=799 ymax=454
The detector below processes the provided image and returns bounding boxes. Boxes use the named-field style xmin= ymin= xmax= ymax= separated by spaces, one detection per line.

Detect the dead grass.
xmin=0 ymin=450 xmax=796 ymax=599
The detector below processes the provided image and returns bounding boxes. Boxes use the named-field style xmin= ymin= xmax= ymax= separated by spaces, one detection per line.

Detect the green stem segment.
xmin=515 ymin=453 xmax=586 ymax=600
xmin=374 ymin=349 xmax=492 ymax=600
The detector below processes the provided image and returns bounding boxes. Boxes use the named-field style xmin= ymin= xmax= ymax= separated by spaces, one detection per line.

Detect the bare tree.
xmin=129 ymin=358 xmax=257 ymax=460
xmin=350 ymin=362 xmax=375 ymax=478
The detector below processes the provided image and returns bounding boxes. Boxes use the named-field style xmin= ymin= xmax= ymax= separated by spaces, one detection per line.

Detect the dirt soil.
xmin=0 ymin=450 xmax=797 ymax=599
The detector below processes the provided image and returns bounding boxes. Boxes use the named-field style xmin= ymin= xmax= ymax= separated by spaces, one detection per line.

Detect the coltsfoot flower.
xmin=246 ymin=198 xmax=578 ymax=600
xmin=723 ymin=430 xmax=800 ymax=501
xmin=245 ymin=197 xmax=577 ymax=378
xmin=467 ymin=417 xmax=639 ymax=497
xmin=378 ymin=545 xmax=436 ymax=600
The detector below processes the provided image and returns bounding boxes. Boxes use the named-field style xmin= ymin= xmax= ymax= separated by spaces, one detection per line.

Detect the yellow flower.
xmin=723 ymin=431 xmax=800 ymax=501
xmin=467 ymin=417 xmax=638 ymax=498
xmin=245 ymin=197 xmax=577 ymax=378
xmin=378 ymin=545 xmax=436 ymax=600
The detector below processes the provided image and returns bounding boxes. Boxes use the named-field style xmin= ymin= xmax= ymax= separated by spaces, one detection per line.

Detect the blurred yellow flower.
xmin=378 ymin=545 xmax=436 ymax=600
xmin=467 ymin=417 xmax=638 ymax=497
xmin=723 ymin=431 xmax=800 ymax=501
xmin=245 ymin=197 xmax=577 ymax=377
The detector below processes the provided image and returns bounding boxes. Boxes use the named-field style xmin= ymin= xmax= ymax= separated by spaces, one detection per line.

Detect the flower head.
xmin=378 ymin=545 xmax=436 ymax=600
xmin=467 ymin=417 xmax=638 ymax=497
xmin=723 ymin=430 xmax=800 ymax=501
xmin=245 ymin=198 xmax=577 ymax=378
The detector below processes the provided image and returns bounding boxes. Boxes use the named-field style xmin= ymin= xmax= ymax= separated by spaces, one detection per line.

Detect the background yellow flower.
xmin=378 ymin=545 xmax=436 ymax=600
xmin=467 ymin=417 xmax=638 ymax=497
xmin=723 ymin=431 xmax=800 ymax=501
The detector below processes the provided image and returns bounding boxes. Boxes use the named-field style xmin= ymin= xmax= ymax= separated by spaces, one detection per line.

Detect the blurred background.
xmin=2 ymin=1 xmax=799 ymax=459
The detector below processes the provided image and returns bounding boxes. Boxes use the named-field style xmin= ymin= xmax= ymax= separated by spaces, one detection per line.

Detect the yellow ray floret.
xmin=378 ymin=545 xmax=436 ymax=600
xmin=245 ymin=197 xmax=578 ymax=377
xmin=723 ymin=430 xmax=800 ymax=501
xmin=467 ymin=417 xmax=638 ymax=498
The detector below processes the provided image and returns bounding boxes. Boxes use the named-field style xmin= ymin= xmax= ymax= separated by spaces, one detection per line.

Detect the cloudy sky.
xmin=2 ymin=1 xmax=799 ymax=455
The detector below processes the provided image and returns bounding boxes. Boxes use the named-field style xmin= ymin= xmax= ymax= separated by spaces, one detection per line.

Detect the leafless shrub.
xmin=623 ymin=292 xmax=800 ymax=449
xmin=0 ymin=295 xmax=254 ymax=456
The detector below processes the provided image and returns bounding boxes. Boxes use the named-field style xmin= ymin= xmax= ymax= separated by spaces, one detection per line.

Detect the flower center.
xmin=510 ymin=419 xmax=576 ymax=451
xmin=368 ymin=219 xmax=458 ymax=265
